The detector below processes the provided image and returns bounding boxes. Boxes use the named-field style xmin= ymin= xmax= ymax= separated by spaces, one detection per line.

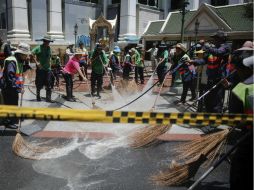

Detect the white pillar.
xmin=191 ymin=0 xmax=200 ymax=10
xmin=47 ymin=0 xmax=64 ymax=41
xmin=7 ymin=0 xmax=31 ymax=42
xmin=164 ymin=0 xmax=169 ymax=19
xmin=118 ymin=0 xmax=137 ymax=41
xmin=103 ymin=0 xmax=108 ymax=18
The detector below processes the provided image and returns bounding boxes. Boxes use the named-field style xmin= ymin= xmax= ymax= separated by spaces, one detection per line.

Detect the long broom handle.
xmin=114 ymin=61 xmax=185 ymax=111
xmin=17 ymin=92 xmax=23 ymax=133
xmin=188 ymin=131 xmax=251 ymax=190
xmin=184 ymin=70 xmax=236 ymax=112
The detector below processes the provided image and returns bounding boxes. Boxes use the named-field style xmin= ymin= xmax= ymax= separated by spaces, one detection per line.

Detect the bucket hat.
xmin=15 ymin=43 xmax=31 ymax=55
xmin=175 ymin=43 xmax=186 ymax=52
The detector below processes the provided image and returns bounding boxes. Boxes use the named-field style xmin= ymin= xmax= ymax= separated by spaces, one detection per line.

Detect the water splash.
xmin=142 ymin=74 xmax=154 ymax=95
xmin=79 ymin=136 xmax=128 ymax=160
xmin=37 ymin=138 xmax=88 ymax=160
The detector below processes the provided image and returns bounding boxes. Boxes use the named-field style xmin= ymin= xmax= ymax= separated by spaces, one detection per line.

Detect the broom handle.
xmin=188 ymin=131 xmax=251 ymax=190
xmin=17 ymin=92 xmax=23 ymax=133
xmin=184 ymin=70 xmax=236 ymax=112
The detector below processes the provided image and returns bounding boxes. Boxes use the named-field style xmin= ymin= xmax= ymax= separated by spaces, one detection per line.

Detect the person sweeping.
xmin=1 ymin=43 xmax=31 ymax=129
xmin=62 ymin=48 xmax=87 ymax=102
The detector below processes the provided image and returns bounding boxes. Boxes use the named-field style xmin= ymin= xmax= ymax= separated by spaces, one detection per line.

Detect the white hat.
xmin=243 ymin=55 xmax=253 ymax=68
xmin=236 ymin=41 xmax=254 ymax=51
xmin=175 ymin=43 xmax=186 ymax=52
xmin=15 ymin=43 xmax=31 ymax=55
xmin=73 ymin=48 xmax=85 ymax=55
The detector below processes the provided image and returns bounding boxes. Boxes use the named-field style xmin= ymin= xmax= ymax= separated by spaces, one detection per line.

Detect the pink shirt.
xmin=63 ymin=56 xmax=80 ymax=75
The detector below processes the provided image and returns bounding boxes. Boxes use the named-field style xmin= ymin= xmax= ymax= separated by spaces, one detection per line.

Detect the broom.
xmin=151 ymin=129 xmax=230 ymax=186
xmin=12 ymin=92 xmax=55 ymax=159
xmin=128 ymin=124 xmax=172 ymax=148
xmin=151 ymin=154 xmax=207 ymax=186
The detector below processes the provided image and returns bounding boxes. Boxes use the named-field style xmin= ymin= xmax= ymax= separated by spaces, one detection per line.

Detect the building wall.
xmin=30 ymin=0 xmax=47 ymax=41
xmin=64 ymin=1 xmax=101 ymax=43
xmin=137 ymin=4 xmax=163 ymax=37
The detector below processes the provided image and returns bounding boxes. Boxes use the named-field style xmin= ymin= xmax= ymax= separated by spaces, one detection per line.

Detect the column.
xmin=7 ymin=0 xmax=31 ymax=42
xmin=118 ymin=0 xmax=138 ymax=44
xmin=47 ymin=0 xmax=64 ymax=41
xmin=189 ymin=0 xmax=199 ymax=10
xmin=103 ymin=0 xmax=108 ymax=18
xmin=164 ymin=0 xmax=169 ymax=19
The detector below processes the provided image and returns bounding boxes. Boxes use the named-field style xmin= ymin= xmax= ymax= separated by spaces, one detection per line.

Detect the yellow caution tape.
xmin=0 ymin=105 xmax=252 ymax=126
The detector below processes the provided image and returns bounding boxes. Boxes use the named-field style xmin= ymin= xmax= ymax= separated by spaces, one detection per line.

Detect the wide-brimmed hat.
xmin=243 ymin=55 xmax=254 ymax=68
xmin=159 ymin=43 xmax=167 ymax=48
xmin=236 ymin=41 xmax=254 ymax=51
xmin=36 ymin=35 xmax=54 ymax=42
xmin=15 ymin=43 xmax=31 ymax=55
xmin=210 ymin=30 xmax=227 ymax=39
xmin=195 ymin=49 xmax=205 ymax=54
xmin=73 ymin=48 xmax=85 ymax=55
xmin=113 ymin=46 xmax=121 ymax=53
xmin=175 ymin=43 xmax=186 ymax=52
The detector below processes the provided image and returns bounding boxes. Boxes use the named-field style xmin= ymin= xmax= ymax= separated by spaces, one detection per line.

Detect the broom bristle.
xmin=128 ymin=125 xmax=171 ymax=148
xmin=12 ymin=133 xmax=53 ymax=160
xmin=176 ymin=129 xmax=230 ymax=163
xmin=151 ymin=155 xmax=207 ymax=186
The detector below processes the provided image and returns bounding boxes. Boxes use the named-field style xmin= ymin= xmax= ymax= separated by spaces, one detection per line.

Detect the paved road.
xmin=0 ymin=71 xmax=231 ymax=190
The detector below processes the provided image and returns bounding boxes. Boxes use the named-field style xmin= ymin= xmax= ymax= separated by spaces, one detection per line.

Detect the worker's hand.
xmin=82 ymin=76 xmax=87 ymax=81
xmin=186 ymin=60 xmax=194 ymax=65
xmin=221 ymin=78 xmax=231 ymax=89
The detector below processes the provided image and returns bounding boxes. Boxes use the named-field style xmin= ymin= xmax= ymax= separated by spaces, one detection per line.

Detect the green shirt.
xmin=158 ymin=50 xmax=168 ymax=66
xmin=91 ymin=50 xmax=109 ymax=74
xmin=32 ymin=45 xmax=51 ymax=71
xmin=132 ymin=49 xmax=143 ymax=67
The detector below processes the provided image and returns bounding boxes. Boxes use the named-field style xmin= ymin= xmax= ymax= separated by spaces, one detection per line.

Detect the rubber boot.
xmin=96 ymin=89 xmax=101 ymax=99
xmin=66 ymin=87 xmax=75 ymax=102
xmin=46 ymin=89 xmax=52 ymax=102
xmin=36 ymin=89 xmax=41 ymax=101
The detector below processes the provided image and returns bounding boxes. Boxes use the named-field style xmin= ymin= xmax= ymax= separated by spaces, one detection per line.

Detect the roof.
xmin=208 ymin=4 xmax=253 ymax=31
xmin=161 ymin=10 xmax=196 ymax=34
xmin=142 ymin=3 xmax=253 ymax=37
xmin=143 ymin=20 xmax=165 ymax=35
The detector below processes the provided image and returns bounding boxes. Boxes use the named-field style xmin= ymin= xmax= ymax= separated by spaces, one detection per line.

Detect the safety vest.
xmin=206 ymin=54 xmax=225 ymax=79
xmin=4 ymin=56 xmax=24 ymax=90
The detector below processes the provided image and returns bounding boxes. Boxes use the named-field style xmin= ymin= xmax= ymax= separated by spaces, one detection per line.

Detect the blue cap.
xmin=113 ymin=46 xmax=121 ymax=53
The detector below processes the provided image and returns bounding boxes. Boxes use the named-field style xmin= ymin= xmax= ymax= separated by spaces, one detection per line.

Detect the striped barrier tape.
xmin=0 ymin=105 xmax=252 ymax=126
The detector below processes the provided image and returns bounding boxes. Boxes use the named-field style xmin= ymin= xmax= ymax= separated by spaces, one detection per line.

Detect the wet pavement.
xmin=0 ymin=69 xmax=230 ymax=190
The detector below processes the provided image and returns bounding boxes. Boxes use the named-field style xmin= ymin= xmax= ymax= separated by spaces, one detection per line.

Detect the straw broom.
xmin=151 ymin=128 xmax=230 ymax=186
xmin=12 ymin=133 xmax=53 ymax=160
xmin=128 ymin=124 xmax=172 ymax=148
xmin=151 ymin=154 xmax=207 ymax=186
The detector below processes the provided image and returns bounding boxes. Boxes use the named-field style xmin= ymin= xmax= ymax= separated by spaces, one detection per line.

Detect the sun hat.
xmin=73 ymin=48 xmax=85 ymax=55
xmin=236 ymin=41 xmax=254 ymax=51
xmin=159 ymin=43 xmax=167 ymax=48
xmin=194 ymin=49 xmax=205 ymax=54
xmin=243 ymin=55 xmax=254 ymax=68
xmin=113 ymin=46 xmax=121 ymax=53
xmin=36 ymin=35 xmax=54 ymax=42
xmin=175 ymin=43 xmax=187 ymax=52
xmin=15 ymin=43 xmax=31 ymax=55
